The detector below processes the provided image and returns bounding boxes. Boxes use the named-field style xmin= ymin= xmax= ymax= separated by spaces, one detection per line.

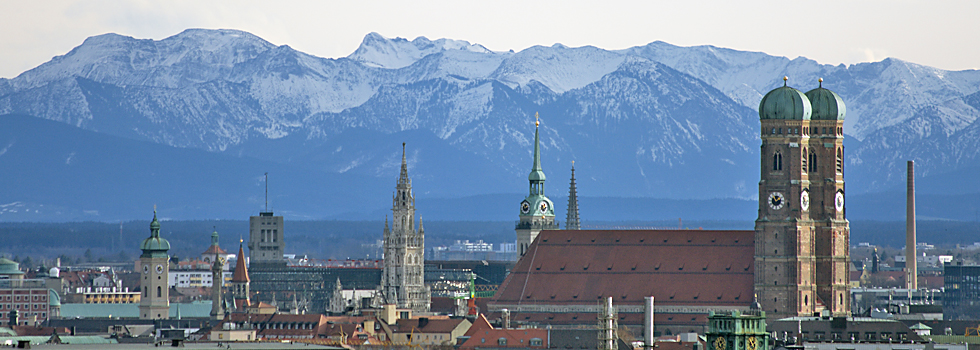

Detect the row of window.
xmin=0 ymin=295 xmax=47 ymax=302
xmin=0 ymin=304 xmax=47 ymax=310
xmin=0 ymin=312 xmax=47 ymax=319
xmin=766 ymin=126 xmax=842 ymax=136
xmin=260 ymin=229 xmax=278 ymax=243
xmin=482 ymin=337 xmax=543 ymax=346
xmin=771 ymin=148 xmax=843 ymax=173
xmin=790 ymin=331 xmax=909 ymax=341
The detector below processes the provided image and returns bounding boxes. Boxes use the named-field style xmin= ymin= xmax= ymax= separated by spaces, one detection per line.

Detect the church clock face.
xmin=155 ymin=264 xmax=164 ymax=274
xmin=539 ymin=201 xmax=549 ymax=213
xmin=143 ymin=265 xmax=149 ymax=274
xmin=768 ymin=192 xmax=784 ymax=210
xmin=713 ymin=337 xmax=727 ymax=350
xmin=520 ymin=201 xmax=530 ymax=214
xmin=746 ymin=336 xmax=758 ymax=350
xmin=800 ymin=190 xmax=810 ymax=211
xmin=835 ymin=191 xmax=845 ymax=212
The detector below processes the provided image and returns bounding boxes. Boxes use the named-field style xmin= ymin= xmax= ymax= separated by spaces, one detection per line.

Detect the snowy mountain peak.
xmin=347 ymin=32 xmax=492 ymax=69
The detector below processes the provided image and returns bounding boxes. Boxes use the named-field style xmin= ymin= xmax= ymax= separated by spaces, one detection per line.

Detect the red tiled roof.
xmin=202 ymin=244 xmax=227 ymax=256
xmin=458 ymin=321 xmax=548 ymax=349
xmin=491 ymin=230 xmax=755 ymax=314
xmin=232 ymin=245 xmax=249 ymax=282
xmin=463 ymin=314 xmax=493 ymax=337
xmin=393 ymin=318 xmax=468 ymax=334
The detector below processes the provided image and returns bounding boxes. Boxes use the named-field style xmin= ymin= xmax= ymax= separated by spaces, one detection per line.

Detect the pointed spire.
xmin=532 ymin=113 xmax=543 ymax=174
xmin=211 ymin=227 xmax=219 ymax=247
xmin=566 ymin=161 xmax=580 ymax=230
xmin=400 ymin=142 xmax=409 ymax=181
xmin=528 ymin=113 xmax=547 ymax=195
xmin=384 ymin=216 xmax=389 ymax=233
xmin=232 ymin=244 xmax=249 ymax=283
xmin=150 ymin=206 xmax=161 ymax=236
xmin=418 ymin=217 xmax=424 ymax=234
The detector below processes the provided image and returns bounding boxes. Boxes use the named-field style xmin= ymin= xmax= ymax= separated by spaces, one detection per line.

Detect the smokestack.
xmin=606 ymin=297 xmax=615 ymax=350
xmin=644 ymin=296 xmax=655 ymax=350
xmin=906 ymin=161 xmax=917 ymax=290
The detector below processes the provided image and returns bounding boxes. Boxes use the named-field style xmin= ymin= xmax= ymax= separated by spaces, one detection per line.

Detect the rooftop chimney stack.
xmin=906 ymin=160 xmax=917 ymax=290
xmin=644 ymin=296 xmax=655 ymax=350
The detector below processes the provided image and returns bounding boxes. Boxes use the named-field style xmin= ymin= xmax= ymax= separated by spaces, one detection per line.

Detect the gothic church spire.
xmin=566 ymin=162 xmax=580 ymax=230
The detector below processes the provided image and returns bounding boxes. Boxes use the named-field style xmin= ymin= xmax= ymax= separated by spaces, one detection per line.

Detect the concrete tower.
xmin=566 ymin=162 xmax=581 ymax=230
xmin=381 ymin=143 xmax=430 ymax=313
xmin=139 ymin=209 xmax=170 ymax=320
xmin=755 ymin=77 xmax=849 ymax=318
xmin=516 ymin=113 xmax=558 ymax=256
xmin=248 ymin=173 xmax=285 ymax=267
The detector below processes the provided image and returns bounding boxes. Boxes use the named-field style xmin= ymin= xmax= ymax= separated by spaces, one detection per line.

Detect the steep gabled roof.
xmin=232 ymin=244 xmax=249 ymax=283
xmin=492 ymin=229 xmax=755 ymax=308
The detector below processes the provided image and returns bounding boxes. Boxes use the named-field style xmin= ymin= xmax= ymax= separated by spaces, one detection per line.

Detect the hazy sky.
xmin=1 ymin=0 xmax=978 ymax=79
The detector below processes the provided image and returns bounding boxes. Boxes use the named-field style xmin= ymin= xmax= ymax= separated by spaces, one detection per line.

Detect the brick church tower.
xmin=755 ymin=77 xmax=849 ymax=318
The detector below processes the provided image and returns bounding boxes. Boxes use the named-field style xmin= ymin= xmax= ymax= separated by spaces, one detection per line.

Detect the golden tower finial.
xmin=783 ymin=76 xmax=788 ymax=86
xmin=535 ymin=112 xmax=540 ymax=127
xmin=819 ymin=77 xmax=823 ymax=88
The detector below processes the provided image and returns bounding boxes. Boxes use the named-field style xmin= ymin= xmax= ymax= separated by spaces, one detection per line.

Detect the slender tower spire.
xmin=516 ymin=112 xmax=557 ymax=256
xmin=566 ymin=161 xmax=580 ymax=230
xmin=400 ymin=142 xmax=409 ymax=181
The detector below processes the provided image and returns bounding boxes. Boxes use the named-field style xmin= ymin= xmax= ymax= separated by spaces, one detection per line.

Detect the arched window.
xmin=808 ymin=152 xmax=817 ymax=172
xmin=157 ymin=286 xmax=162 ymax=298
xmin=772 ymin=151 xmax=782 ymax=171
xmin=802 ymin=148 xmax=808 ymax=170
xmin=836 ymin=148 xmax=843 ymax=174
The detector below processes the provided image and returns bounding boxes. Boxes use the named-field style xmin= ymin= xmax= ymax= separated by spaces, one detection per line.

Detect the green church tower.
xmin=139 ymin=208 xmax=170 ymax=320
xmin=516 ymin=113 xmax=558 ymax=256
xmin=707 ymin=304 xmax=768 ymax=350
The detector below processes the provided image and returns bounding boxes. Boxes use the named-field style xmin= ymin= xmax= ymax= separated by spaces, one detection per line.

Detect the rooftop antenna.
xmin=264 ymin=172 xmax=269 ymax=212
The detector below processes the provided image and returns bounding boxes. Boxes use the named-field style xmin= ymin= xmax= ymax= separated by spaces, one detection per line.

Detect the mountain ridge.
xmin=1 ymin=29 xmax=978 ymax=221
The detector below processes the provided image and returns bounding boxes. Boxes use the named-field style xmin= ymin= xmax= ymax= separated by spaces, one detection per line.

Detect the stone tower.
xmin=231 ymin=243 xmax=250 ymax=310
xmin=210 ymin=250 xmax=224 ymax=319
xmin=139 ymin=209 xmax=170 ymax=320
xmin=381 ymin=143 xmax=430 ymax=313
xmin=754 ymin=77 xmax=849 ymax=318
xmin=516 ymin=113 xmax=558 ymax=256
xmin=566 ymin=162 xmax=580 ymax=230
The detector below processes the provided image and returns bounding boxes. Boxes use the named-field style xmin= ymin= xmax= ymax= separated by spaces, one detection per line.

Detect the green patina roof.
xmin=528 ymin=121 xmax=546 ymax=182
xmin=0 ymin=258 xmax=24 ymax=276
xmin=48 ymin=288 xmax=60 ymax=307
xmin=60 ymin=301 xmax=212 ymax=318
xmin=805 ymin=82 xmax=846 ymax=121
xmin=759 ymin=79 xmax=811 ymax=121
xmin=140 ymin=210 xmax=170 ymax=256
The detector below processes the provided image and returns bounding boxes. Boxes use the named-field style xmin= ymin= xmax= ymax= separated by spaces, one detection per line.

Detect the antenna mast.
xmin=264 ymin=172 xmax=269 ymax=212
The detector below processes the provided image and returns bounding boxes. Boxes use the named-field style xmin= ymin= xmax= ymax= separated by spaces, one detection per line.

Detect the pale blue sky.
xmin=1 ymin=0 xmax=977 ymax=78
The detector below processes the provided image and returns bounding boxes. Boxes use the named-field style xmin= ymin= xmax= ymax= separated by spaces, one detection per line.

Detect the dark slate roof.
xmin=491 ymin=230 xmax=755 ymax=308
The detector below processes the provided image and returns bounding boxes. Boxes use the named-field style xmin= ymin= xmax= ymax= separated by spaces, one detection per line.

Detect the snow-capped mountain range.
xmin=1 ymin=29 xmax=978 ymax=220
